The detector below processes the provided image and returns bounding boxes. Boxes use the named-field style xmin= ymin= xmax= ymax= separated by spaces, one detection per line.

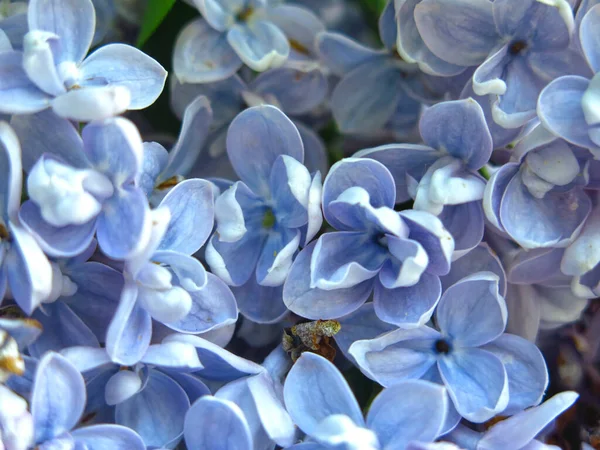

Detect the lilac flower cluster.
xmin=0 ymin=0 xmax=597 ymax=448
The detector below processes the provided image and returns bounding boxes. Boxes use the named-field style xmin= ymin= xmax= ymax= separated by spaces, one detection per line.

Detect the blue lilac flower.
xmin=0 ymin=0 xmax=27 ymax=49
xmin=0 ymin=121 xmax=52 ymax=315
xmin=413 ymin=0 xmax=585 ymax=127
xmin=27 ymin=352 xmax=146 ymax=449
xmin=538 ymin=4 xmax=600 ymax=155
xmin=0 ymin=0 xmax=166 ymax=121
xmin=205 ymin=105 xmax=322 ymax=291
xmin=348 ymin=272 xmax=548 ymax=425
xmin=283 ymin=352 xmax=448 ymax=450
xmin=173 ymin=0 xmax=323 ymax=82
xmin=105 ymin=182 xmax=237 ymax=365
xmin=14 ymin=111 xmax=152 ymax=261
xmin=483 ymin=126 xmax=592 ymax=250
xmin=284 ymin=157 xmax=454 ymax=327
xmin=356 ymin=98 xmax=491 ymax=257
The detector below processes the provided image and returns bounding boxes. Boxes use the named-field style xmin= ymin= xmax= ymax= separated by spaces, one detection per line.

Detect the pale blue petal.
xmin=500 ymin=175 xmax=591 ymax=249
xmin=419 ymin=98 xmax=492 ymax=170
xmin=331 ymin=58 xmax=404 ymax=133
xmin=28 ymin=0 xmax=94 ymax=64
xmin=97 ymin=187 xmax=149 ymax=260
xmin=165 ymin=273 xmax=238 ymax=334
xmin=0 ymin=51 xmax=51 ymax=114
xmin=140 ymin=341 xmax=203 ymax=371
xmin=19 ymin=201 xmax=96 ymax=258
xmin=283 ymin=241 xmax=374 ymax=319
xmin=105 ymin=370 xmax=143 ymax=405
xmin=396 ymin=0 xmax=466 ymax=76
xmin=0 ymin=120 xmax=23 ymax=220
xmin=227 ymin=20 xmax=289 ymax=71
xmin=81 ymin=118 xmax=143 ymax=183
xmin=157 ymin=179 xmax=215 ymax=254
xmin=415 ymin=0 xmax=498 ymax=67
xmin=116 ymin=370 xmax=189 ymax=448
xmin=283 ymin=353 xmax=364 ymax=436
xmin=367 ymin=380 xmax=447 ymax=449
xmin=31 ymin=353 xmax=85 ymax=443
xmin=173 ymin=18 xmax=243 ymax=84
xmin=6 ymin=222 xmax=53 ymax=315
xmin=482 ymin=162 xmax=519 ymax=233
xmin=105 ymin=281 xmax=151 ymax=366
xmin=508 ymin=247 xmax=564 ymax=284
xmin=10 ymin=110 xmax=87 ymax=173
xmin=71 ymin=424 xmax=145 ymax=450
xmin=191 ymin=0 xmax=242 ymax=31
xmin=483 ymin=333 xmax=548 ymax=415
xmin=478 ymin=391 xmax=578 ymax=449
xmin=184 ymin=396 xmax=252 ymax=450
xmin=438 ymin=202 xmax=485 ymax=259
xmin=79 ymin=44 xmax=167 ymax=110
xmin=163 ymin=334 xmax=263 ymax=381
xmin=22 ymin=31 xmax=65 ymax=97
xmin=438 ymin=348 xmax=509 ymax=423
xmin=140 ymin=142 xmax=168 ymax=196
xmin=538 ymin=76 xmax=598 ymax=150
xmin=161 ymin=96 xmax=213 ymax=180
xmin=316 ymin=31 xmax=383 ymax=76
xmin=226 ymin=104 xmax=303 ymax=196
xmin=436 ymin=272 xmax=506 ymax=346
xmin=348 ymin=327 xmax=440 ymax=386
xmin=374 ymin=272 xmax=441 ymax=328
xmin=581 ymin=4 xmax=600 ymax=72
xmin=295 ymin=121 xmax=328 ymax=175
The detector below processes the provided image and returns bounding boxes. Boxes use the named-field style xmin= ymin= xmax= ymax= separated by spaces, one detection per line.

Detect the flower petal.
xmin=51 ymin=85 xmax=131 ymax=121
xmin=283 ymin=353 xmax=364 ymax=436
xmin=31 ymin=352 xmax=85 ymax=443
xmin=173 ymin=18 xmax=243 ymax=84
xmin=367 ymin=380 xmax=447 ymax=449
xmin=283 ymin=241 xmax=374 ymax=319
xmin=415 ymin=0 xmax=498 ymax=67
xmin=79 ymin=44 xmax=166 ymax=110
xmin=71 ymin=424 xmax=146 ymax=450
xmin=157 ymin=178 xmax=215 ymax=254
xmin=436 ymin=272 xmax=506 ymax=346
xmin=419 ymin=98 xmax=492 ymax=170
xmin=438 ymin=348 xmax=509 ymax=423
xmin=116 ymin=369 xmax=189 ymax=448
xmin=226 ymin=104 xmax=303 ymax=196
xmin=28 ymin=0 xmax=94 ymax=64
xmin=184 ymin=396 xmax=252 ymax=450
xmin=227 ymin=20 xmax=289 ymax=71
xmin=374 ymin=272 xmax=441 ymax=328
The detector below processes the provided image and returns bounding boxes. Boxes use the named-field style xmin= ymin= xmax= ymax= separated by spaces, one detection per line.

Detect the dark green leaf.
xmin=136 ymin=0 xmax=177 ymax=48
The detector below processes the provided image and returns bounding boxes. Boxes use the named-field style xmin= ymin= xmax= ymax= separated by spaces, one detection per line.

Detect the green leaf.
xmin=136 ymin=0 xmax=177 ymax=48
